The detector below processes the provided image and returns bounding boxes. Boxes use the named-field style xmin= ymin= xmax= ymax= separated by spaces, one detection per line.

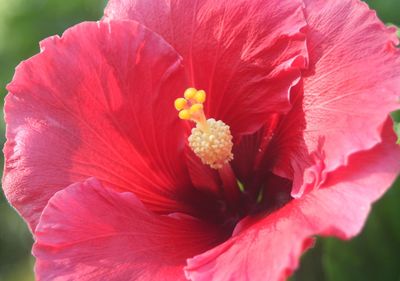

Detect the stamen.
xmin=174 ymin=88 xmax=234 ymax=169
xmin=189 ymin=119 xmax=233 ymax=169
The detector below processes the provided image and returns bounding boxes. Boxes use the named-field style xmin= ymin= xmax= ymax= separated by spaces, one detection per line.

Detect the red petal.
xmin=273 ymin=0 xmax=400 ymax=197
xmin=33 ymin=178 xmax=222 ymax=281
xmin=232 ymin=113 xmax=281 ymax=181
xmin=185 ymin=120 xmax=400 ymax=281
xmin=3 ymin=20 xmax=193 ymax=232
xmin=185 ymin=146 xmax=222 ymax=196
xmin=104 ymin=0 xmax=308 ymax=136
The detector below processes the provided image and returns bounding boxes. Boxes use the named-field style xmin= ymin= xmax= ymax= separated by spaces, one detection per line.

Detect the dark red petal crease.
xmin=3 ymin=20 xmax=194 ymax=232
xmin=185 ymin=119 xmax=400 ymax=281
xmin=33 ymin=178 xmax=223 ymax=281
xmin=272 ymin=0 xmax=400 ymax=197
xmin=104 ymin=0 xmax=308 ymax=136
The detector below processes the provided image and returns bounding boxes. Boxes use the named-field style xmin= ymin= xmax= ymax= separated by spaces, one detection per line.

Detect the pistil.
xmin=174 ymin=88 xmax=241 ymax=208
xmin=174 ymin=88 xmax=234 ymax=169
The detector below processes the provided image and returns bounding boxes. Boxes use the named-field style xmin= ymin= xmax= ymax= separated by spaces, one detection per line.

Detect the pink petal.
xmin=3 ymin=20 xmax=194 ymax=232
xmin=33 ymin=178 xmax=223 ymax=281
xmin=104 ymin=0 xmax=308 ymax=136
xmin=274 ymin=0 xmax=400 ymax=197
xmin=185 ymin=120 xmax=400 ymax=281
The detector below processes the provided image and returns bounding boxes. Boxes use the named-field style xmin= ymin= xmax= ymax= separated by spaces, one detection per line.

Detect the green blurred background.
xmin=0 ymin=1 xmax=398 ymax=280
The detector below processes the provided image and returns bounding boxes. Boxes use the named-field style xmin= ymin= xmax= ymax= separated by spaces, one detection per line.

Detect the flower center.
xmin=174 ymin=88 xmax=233 ymax=169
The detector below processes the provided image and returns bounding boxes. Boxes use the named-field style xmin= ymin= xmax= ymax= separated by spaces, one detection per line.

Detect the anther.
xmin=188 ymin=119 xmax=233 ymax=169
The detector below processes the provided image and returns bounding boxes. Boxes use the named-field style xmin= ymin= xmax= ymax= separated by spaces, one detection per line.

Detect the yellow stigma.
xmin=189 ymin=103 xmax=203 ymax=114
xmin=174 ymin=88 xmax=233 ymax=169
xmin=178 ymin=109 xmax=191 ymax=120
xmin=184 ymin=88 xmax=197 ymax=99
xmin=174 ymin=98 xmax=187 ymax=111
xmin=194 ymin=90 xmax=206 ymax=103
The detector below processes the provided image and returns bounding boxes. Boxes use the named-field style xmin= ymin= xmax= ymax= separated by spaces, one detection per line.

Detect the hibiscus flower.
xmin=3 ymin=0 xmax=400 ymax=280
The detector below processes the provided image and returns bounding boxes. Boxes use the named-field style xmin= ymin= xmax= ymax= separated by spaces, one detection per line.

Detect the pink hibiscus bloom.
xmin=3 ymin=0 xmax=400 ymax=280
